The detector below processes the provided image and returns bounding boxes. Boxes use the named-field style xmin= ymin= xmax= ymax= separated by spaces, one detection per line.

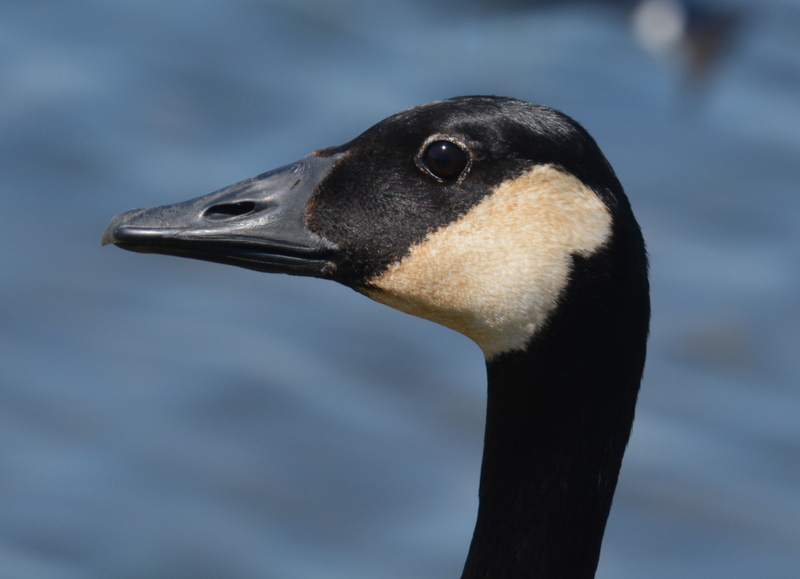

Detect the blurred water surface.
xmin=2 ymin=0 xmax=800 ymax=577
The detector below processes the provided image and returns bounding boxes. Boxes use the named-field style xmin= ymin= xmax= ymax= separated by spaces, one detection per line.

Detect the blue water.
xmin=2 ymin=0 xmax=800 ymax=577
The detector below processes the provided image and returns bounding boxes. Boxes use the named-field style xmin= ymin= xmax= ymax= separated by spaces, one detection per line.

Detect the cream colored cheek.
xmin=365 ymin=165 xmax=612 ymax=358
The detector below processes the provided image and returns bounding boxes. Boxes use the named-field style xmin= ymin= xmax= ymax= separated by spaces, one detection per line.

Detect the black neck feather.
xmin=462 ymin=231 xmax=649 ymax=578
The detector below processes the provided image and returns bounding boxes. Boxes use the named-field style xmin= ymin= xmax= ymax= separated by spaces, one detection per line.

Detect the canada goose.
xmin=103 ymin=96 xmax=649 ymax=578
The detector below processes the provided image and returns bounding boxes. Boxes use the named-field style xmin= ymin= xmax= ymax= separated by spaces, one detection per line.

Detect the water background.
xmin=2 ymin=0 xmax=800 ymax=577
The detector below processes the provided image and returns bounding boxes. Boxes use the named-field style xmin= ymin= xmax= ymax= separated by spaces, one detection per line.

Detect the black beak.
xmin=102 ymin=153 xmax=342 ymax=277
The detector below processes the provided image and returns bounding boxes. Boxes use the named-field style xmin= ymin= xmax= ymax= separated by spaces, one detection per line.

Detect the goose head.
xmin=103 ymin=96 xmax=645 ymax=360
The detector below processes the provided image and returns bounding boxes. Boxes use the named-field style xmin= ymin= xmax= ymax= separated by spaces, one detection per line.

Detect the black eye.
xmin=422 ymin=140 xmax=469 ymax=182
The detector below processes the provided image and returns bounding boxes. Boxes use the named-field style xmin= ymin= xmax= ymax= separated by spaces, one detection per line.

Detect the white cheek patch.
xmin=364 ymin=164 xmax=613 ymax=359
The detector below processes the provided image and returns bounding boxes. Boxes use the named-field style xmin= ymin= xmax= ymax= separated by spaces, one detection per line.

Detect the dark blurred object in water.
xmin=477 ymin=0 xmax=741 ymax=88
xmin=632 ymin=0 xmax=740 ymax=86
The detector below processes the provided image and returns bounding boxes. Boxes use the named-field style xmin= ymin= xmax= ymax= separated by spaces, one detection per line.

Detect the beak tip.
xmin=101 ymin=226 xmax=116 ymax=246
xmin=102 ymin=207 xmax=147 ymax=247
xmin=102 ymin=218 xmax=121 ymax=247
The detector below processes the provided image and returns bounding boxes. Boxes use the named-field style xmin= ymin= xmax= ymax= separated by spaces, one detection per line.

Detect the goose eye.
xmin=422 ymin=140 xmax=469 ymax=182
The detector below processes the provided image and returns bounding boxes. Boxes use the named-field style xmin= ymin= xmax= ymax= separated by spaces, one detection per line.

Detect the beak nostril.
xmin=204 ymin=201 xmax=258 ymax=220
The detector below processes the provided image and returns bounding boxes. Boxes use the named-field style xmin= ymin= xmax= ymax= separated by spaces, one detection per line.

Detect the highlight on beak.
xmin=102 ymin=153 xmax=342 ymax=277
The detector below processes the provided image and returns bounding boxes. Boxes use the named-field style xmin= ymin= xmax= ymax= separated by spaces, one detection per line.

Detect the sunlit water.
xmin=2 ymin=0 xmax=800 ymax=577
